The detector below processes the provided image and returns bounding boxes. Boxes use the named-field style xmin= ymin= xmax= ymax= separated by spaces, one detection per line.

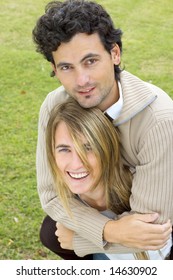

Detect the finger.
xmin=136 ymin=213 xmax=159 ymax=223
xmin=145 ymin=222 xmax=171 ymax=235
xmin=145 ymin=239 xmax=170 ymax=251
xmin=56 ymin=222 xmax=63 ymax=229
xmin=162 ymin=219 xmax=172 ymax=232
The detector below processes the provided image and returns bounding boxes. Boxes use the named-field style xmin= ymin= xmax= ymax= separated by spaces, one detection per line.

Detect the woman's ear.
xmin=110 ymin=44 xmax=121 ymax=65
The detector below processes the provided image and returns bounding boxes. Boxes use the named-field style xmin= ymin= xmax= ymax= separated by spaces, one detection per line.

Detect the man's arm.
xmin=129 ymin=119 xmax=173 ymax=224
xmin=97 ymin=118 xmax=173 ymax=256
xmin=104 ymin=118 xmax=173 ymax=244
xmin=55 ymin=216 xmax=171 ymax=257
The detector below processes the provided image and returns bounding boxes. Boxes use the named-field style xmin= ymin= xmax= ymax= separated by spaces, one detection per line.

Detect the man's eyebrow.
xmin=56 ymin=53 xmax=100 ymax=68
xmin=80 ymin=53 xmax=100 ymax=63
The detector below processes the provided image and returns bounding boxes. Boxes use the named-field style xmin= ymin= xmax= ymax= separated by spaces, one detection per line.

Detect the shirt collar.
xmin=104 ymin=81 xmax=123 ymax=120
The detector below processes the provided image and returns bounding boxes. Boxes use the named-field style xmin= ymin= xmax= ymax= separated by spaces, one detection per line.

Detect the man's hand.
xmin=104 ymin=213 xmax=172 ymax=250
xmin=55 ymin=223 xmax=74 ymax=250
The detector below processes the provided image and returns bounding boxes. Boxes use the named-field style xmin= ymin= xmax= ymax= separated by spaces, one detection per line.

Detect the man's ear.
xmin=110 ymin=44 xmax=121 ymax=65
xmin=50 ymin=63 xmax=56 ymax=77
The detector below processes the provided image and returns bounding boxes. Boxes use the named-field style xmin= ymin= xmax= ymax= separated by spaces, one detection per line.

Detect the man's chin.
xmin=77 ymin=98 xmax=100 ymax=109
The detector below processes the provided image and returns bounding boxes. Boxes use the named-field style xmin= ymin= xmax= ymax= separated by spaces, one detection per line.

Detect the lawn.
xmin=0 ymin=0 xmax=173 ymax=259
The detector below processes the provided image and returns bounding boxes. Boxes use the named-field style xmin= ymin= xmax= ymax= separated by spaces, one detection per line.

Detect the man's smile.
xmin=78 ymin=87 xmax=95 ymax=95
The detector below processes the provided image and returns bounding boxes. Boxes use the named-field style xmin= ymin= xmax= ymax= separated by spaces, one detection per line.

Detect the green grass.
xmin=0 ymin=0 xmax=173 ymax=259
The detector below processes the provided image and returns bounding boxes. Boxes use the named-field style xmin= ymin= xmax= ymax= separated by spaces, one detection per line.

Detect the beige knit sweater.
xmin=36 ymin=70 xmax=173 ymax=257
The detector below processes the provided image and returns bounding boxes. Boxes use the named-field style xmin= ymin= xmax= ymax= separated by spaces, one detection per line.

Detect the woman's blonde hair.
xmin=46 ymin=97 xmax=132 ymax=215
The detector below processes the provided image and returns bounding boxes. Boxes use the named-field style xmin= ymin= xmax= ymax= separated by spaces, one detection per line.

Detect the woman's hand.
xmin=55 ymin=223 xmax=74 ymax=250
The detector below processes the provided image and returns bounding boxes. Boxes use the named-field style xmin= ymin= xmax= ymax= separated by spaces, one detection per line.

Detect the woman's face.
xmin=54 ymin=121 xmax=102 ymax=195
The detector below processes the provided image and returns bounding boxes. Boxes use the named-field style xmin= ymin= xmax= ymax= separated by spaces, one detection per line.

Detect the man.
xmin=32 ymin=0 xmax=173 ymax=259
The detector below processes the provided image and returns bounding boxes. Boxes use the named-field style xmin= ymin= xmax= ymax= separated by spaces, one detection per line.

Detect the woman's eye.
xmin=59 ymin=148 xmax=68 ymax=152
xmin=84 ymin=143 xmax=92 ymax=151
xmin=56 ymin=147 xmax=70 ymax=153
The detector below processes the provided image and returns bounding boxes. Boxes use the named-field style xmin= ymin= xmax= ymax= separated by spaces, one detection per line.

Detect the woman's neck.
xmin=80 ymin=186 xmax=106 ymax=211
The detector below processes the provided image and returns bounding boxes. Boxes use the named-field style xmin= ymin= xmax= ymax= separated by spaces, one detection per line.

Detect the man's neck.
xmin=98 ymin=80 xmax=119 ymax=111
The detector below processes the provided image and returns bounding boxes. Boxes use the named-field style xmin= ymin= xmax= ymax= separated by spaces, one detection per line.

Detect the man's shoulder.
xmin=46 ymin=85 xmax=69 ymax=102
xmin=40 ymin=85 xmax=69 ymax=112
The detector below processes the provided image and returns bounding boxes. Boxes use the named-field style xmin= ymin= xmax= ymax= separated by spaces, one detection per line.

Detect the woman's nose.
xmin=70 ymin=151 xmax=84 ymax=169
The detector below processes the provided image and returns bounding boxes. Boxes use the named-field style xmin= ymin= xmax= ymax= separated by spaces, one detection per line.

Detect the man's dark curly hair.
xmin=32 ymin=0 xmax=123 ymax=79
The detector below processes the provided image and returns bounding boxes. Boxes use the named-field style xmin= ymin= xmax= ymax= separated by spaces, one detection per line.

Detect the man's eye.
xmin=86 ymin=58 xmax=97 ymax=65
xmin=61 ymin=65 xmax=70 ymax=71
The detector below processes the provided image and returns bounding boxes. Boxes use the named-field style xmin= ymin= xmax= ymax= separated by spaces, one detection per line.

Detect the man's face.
xmin=52 ymin=33 xmax=120 ymax=111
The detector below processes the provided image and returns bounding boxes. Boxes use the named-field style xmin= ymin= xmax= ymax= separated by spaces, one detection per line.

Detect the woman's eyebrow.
xmin=55 ymin=144 xmax=70 ymax=149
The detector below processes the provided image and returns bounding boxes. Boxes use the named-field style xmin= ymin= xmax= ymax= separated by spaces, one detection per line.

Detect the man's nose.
xmin=76 ymin=69 xmax=89 ymax=87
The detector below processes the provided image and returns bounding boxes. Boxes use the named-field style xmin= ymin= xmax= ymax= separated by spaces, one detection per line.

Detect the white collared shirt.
xmin=104 ymin=81 xmax=123 ymax=120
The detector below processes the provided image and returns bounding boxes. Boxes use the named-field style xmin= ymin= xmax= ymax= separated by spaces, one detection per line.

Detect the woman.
xmin=46 ymin=97 xmax=172 ymax=260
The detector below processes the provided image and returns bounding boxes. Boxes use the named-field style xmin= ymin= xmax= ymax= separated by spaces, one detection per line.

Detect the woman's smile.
xmin=67 ymin=171 xmax=89 ymax=180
